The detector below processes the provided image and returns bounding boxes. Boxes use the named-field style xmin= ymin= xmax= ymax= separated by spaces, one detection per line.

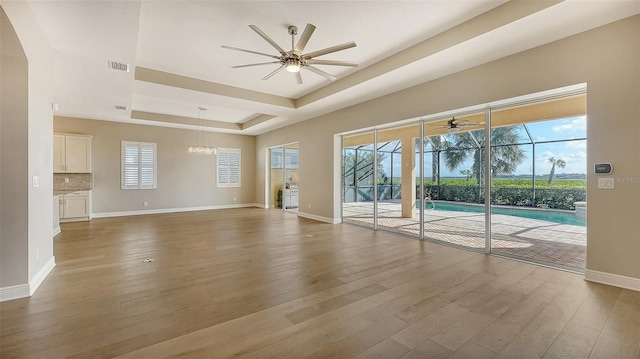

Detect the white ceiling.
xmin=28 ymin=0 xmax=640 ymax=136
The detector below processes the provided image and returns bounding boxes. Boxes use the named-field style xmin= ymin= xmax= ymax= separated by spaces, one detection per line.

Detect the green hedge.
xmin=419 ymin=185 xmax=586 ymax=210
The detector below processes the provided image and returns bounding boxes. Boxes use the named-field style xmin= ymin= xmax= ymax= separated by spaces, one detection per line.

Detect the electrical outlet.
xmin=233 ymin=196 xmax=237 ymax=201
xmin=308 ymin=204 xmax=311 ymax=209
xmin=143 ymin=201 xmax=148 ymax=207
xmin=65 ymin=177 xmax=70 ymax=183
xmin=598 ymin=178 xmax=615 ymax=189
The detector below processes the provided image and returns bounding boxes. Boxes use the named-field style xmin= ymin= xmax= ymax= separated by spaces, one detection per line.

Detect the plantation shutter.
xmin=139 ymin=144 xmax=156 ymax=188
xmin=122 ymin=141 xmax=157 ymax=189
xmin=217 ymin=148 xmax=241 ymax=187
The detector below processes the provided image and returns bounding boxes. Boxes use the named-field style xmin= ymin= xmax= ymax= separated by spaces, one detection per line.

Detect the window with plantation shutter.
xmin=121 ymin=141 xmax=157 ymax=189
xmin=217 ymin=148 xmax=241 ymax=187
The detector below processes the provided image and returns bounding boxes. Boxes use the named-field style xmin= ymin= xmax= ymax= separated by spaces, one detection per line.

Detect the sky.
xmin=380 ymin=116 xmax=587 ymax=178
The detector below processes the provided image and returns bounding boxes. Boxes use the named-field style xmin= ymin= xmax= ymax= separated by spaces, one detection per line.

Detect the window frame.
xmin=217 ymin=147 xmax=241 ymax=188
xmin=121 ymin=141 xmax=157 ymax=190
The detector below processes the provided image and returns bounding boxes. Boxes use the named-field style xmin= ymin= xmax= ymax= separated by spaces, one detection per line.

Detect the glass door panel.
xmin=422 ymin=115 xmax=486 ymax=250
xmin=490 ymin=115 xmax=587 ymax=271
xmin=283 ymin=143 xmax=299 ymax=212
xmin=342 ymin=132 xmax=375 ymax=228
xmin=376 ymin=124 xmax=420 ymax=236
xmin=270 ymin=147 xmax=284 ymax=209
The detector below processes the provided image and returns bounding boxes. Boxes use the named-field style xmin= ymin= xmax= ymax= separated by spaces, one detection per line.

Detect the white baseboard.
xmin=0 ymin=283 xmax=30 ymax=302
xmin=92 ymin=203 xmax=263 ymax=219
xmin=297 ymin=211 xmax=341 ymax=224
xmin=30 ymin=256 xmax=56 ymax=296
xmin=1 ymin=256 xmax=56 ymax=302
xmin=585 ymin=269 xmax=640 ymax=292
xmin=53 ymin=226 xmax=61 ymax=237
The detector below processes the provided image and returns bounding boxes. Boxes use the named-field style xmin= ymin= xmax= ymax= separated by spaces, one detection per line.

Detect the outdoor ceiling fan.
xmin=429 ymin=117 xmax=484 ymax=133
xmin=221 ymin=23 xmax=358 ymax=85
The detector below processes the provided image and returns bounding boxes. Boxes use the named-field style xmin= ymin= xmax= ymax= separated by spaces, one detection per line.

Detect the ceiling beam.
xmin=135 ymin=67 xmax=296 ymax=109
xmin=296 ymin=0 xmax=564 ymax=109
xmin=131 ymin=110 xmax=241 ymax=131
xmin=241 ymin=114 xmax=277 ymax=130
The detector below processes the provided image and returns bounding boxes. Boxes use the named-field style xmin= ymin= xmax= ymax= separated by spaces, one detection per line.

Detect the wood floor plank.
xmin=494 ymin=288 xmax=587 ymax=358
xmin=0 ymin=208 xmax=637 ymax=359
xmin=399 ymin=339 xmax=452 ymax=359
xmin=589 ymin=289 xmax=640 ymax=359
xmin=541 ymin=321 xmax=601 ymax=359
xmin=353 ymin=338 xmax=410 ymax=359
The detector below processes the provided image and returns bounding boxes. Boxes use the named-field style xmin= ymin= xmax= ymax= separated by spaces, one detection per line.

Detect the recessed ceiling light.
xmin=107 ymin=60 xmax=130 ymax=72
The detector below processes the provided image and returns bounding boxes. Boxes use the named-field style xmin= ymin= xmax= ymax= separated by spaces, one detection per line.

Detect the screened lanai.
xmin=342 ymin=93 xmax=587 ymax=271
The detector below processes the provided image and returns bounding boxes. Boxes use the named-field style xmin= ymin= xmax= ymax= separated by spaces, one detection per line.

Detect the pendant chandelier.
xmin=188 ymin=107 xmax=217 ymax=155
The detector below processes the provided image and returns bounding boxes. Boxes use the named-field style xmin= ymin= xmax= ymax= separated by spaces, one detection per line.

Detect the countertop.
xmin=54 ymin=189 xmax=92 ymax=196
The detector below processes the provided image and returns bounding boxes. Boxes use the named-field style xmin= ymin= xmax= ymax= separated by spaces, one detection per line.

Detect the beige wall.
xmin=1 ymin=6 xmax=29 ymax=288
xmin=1 ymin=2 xmax=54 ymax=290
xmin=256 ymin=16 xmax=640 ymax=280
xmin=54 ymin=117 xmax=256 ymax=214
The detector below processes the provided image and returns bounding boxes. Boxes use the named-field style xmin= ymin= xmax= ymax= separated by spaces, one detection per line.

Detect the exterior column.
xmin=401 ymin=138 xmax=415 ymax=218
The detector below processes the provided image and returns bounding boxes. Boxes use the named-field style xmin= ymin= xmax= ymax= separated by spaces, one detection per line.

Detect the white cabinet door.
xmin=65 ymin=136 xmax=91 ymax=173
xmin=59 ymin=200 xmax=64 ymax=220
xmin=53 ymin=196 xmax=60 ymax=230
xmin=53 ymin=135 xmax=66 ymax=173
xmin=63 ymin=195 xmax=89 ymax=218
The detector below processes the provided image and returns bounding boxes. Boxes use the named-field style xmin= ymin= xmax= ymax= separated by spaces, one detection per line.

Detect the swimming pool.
xmin=424 ymin=201 xmax=586 ymax=226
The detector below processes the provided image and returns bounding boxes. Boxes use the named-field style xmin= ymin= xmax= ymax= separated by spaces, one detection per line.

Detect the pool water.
xmin=423 ymin=202 xmax=586 ymax=226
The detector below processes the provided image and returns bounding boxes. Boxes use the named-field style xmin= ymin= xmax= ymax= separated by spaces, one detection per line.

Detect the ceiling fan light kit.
xmin=222 ymin=23 xmax=358 ymax=84
xmin=285 ymin=59 xmax=301 ymax=73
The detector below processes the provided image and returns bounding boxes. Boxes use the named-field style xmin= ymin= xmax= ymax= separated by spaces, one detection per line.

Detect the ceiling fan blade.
xmin=261 ymin=65 xmax=285 ymax=80
xmin=249 ymin=25 xmax=287 ymax=56
xmin=303 ymin=41 xmax=356 ymax=59
xmin=221 ymin=45 xmax=280 ymax=60
xmin=306 ymin=59 xmax=358 ymax=67
xmin=458 ymin=121 xmax=484 ymax=126
xmin=232 ymin=61 xmax=281 ymax=69
xmin=306 ymin=66 xmax=336 ymax=81
xmin=296 ymin=71 xmax=303 ymax=85
xmin=425 ymin=120 xmax=450 ymax=127
xmin=294 ymin=23 xmax=316 ymax=54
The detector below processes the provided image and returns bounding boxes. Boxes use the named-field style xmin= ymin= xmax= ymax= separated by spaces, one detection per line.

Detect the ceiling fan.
xmin=221 ymin=23 xmax=358 ymax=85
xmin=429 ymin=117 xmax=484 ymax=133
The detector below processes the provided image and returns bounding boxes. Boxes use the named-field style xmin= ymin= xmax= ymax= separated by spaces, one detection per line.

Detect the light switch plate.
xmin=32 ymin=176 xmax=39 ymax=188
xmin=598 ymin=177 xmax=614 ymax=189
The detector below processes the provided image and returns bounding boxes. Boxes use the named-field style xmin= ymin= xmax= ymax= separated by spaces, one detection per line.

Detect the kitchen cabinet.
xmin=59 ymin=191 xmax=91 ymax=222
xmin=54 ymin=134 xmax=92 ymax=173
xmin=53 ymin=195 xmax=60 ymax=236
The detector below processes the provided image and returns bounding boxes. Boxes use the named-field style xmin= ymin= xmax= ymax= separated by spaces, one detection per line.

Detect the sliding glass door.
xmin=375 ymin=125 xmax=422 ymax=236
xmin=268 ymin=143 xmax=299 ymax=211
xmin=421 ymin=114 xmax=486 ymax=251
xmin=342 ymin=132 xmax=376 ymax=228
xmin=489 ymin=111 xmax=587 ymax=270
xmin=340 ymin=91 xmax=587 ymax=271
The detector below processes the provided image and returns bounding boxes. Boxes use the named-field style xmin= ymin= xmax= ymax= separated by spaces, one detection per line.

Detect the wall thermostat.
xmin=594 ymin=163 xmax=613 ymax=174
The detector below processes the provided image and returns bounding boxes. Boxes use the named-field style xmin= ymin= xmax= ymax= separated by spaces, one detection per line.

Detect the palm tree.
xmin=442 ymin=126 xmax=526 ymax=183
xmin=460 ymin=169 xmax=472 ymax=183
xmin=428 ymin=136 xmax=441 ymax=183
xmin=343 ymin=149 xmax=388 ymax=186
xmin=547 ymin=157 xmax=566 ymax=184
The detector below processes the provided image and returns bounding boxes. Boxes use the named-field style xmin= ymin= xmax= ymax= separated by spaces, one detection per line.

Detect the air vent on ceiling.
xmin=107 ymin=60 xmax=130 ymax=72
xmin=114 ymin=105 xmax=128 ymax=111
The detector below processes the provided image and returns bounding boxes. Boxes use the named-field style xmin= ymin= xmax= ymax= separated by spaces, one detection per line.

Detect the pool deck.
xmin=342 ymin=201 xmax=586 ymax=270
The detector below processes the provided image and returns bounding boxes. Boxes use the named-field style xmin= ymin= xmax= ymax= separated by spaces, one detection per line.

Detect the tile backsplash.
xmin=53 ymin=173 xmax=93 ymax=191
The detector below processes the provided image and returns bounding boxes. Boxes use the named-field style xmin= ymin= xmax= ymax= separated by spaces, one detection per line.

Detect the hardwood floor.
xmin=1 ymin=208 xmax=638 ymax=358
